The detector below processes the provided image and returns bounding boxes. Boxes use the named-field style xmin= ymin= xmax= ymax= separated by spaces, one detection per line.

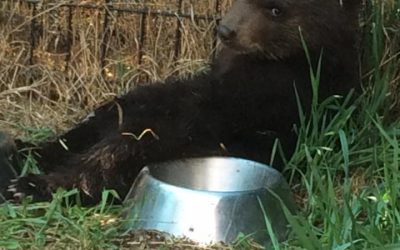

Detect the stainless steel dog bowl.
xmin=123 ymin=157 xmax=296 ymax=246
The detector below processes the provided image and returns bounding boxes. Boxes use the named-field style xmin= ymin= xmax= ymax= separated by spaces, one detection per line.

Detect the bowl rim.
xmin=124 ymin=156 xmax=285 ymax=200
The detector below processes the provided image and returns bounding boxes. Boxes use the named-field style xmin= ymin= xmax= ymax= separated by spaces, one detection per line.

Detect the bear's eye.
xmin=271 ymin=8 xmax=282 ymax=17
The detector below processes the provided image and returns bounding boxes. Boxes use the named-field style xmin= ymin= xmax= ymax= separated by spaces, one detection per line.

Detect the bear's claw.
xmin=6 ymin=175 xmax=53 ymax=203
xmin=7 ymin=186 xmax=17 ymax=193
xmin=13 ymin=192 xmax=26 ymax=202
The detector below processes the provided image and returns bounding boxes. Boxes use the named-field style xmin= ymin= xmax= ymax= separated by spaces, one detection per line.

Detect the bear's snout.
xmin=217 ymin=25 xmax=236 ymax=43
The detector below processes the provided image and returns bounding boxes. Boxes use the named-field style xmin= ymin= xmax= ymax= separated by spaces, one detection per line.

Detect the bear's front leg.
xmin=7 ymin=78 xmax=224 ymax=204
xmin=8 ymin=131 xmax=158 ymax=204
xmin=8 ymin=173 xmax=76 ymax=202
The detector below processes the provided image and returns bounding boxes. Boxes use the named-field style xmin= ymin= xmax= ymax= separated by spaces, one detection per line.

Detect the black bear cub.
xmin=3 ymin=0 xmax=361 ymax=204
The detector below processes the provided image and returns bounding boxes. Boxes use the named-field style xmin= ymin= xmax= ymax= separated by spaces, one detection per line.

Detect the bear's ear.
xmin=341 ymin=0 xmax=363 ymax=9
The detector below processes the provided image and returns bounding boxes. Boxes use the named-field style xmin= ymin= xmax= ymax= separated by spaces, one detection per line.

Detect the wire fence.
xmin=1 ymin=0 xmax=224 ymax=81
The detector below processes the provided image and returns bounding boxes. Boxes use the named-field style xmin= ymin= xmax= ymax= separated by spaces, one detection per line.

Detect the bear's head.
xmin=217 ymin=0 xmax=362 ymax=60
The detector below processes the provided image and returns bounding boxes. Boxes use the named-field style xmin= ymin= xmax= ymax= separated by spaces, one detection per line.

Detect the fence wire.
xmin=2 ymin=0 xmax=223 ymax=81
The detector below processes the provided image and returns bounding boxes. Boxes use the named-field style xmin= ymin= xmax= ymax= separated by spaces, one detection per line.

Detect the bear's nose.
xmin=217 ymin=25 xmax=236 ymax=42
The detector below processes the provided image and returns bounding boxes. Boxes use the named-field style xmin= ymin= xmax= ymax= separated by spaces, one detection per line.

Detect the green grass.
xmin=0 ymin=190 xmax=122 ymax=249
xmin=1 ymin=1 xmax=400 ymax=249
xmin=283 ymin=1 xmax=400 ymax=249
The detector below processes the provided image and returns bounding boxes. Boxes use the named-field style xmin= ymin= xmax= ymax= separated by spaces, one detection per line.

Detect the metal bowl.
xmin=123 ymin=157 xmax=296 ymax=246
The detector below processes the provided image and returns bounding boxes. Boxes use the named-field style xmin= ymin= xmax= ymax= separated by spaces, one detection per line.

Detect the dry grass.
xmin=0 ymin=0 xmax=232 ymax=138
xmin=116 ymin=230 xmax=263 ymax=250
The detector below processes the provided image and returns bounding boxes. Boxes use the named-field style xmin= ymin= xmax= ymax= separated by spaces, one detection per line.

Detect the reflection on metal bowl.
xmin=123 ymin=157 xmax=296 ymax=246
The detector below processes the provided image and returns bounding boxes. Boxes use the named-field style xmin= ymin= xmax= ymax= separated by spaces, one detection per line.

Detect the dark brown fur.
xmin=4 ymin=0 xmax=361 ymax=204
